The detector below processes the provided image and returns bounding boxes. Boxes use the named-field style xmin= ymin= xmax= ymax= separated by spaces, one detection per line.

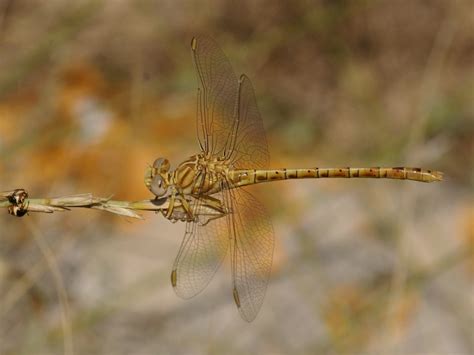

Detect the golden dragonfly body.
xmin=144 ymin=36 xmax=442 ymax=322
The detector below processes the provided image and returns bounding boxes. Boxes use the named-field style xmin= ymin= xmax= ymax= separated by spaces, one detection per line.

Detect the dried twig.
xmin=0 ymin=189 xmax=172 ymax=219
xmin=0 ymin=189 xmax=224 ymax=221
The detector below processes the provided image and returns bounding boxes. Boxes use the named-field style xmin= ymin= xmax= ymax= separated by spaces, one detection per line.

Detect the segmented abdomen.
xmin=228 ymin=167 xmax=443 ymax=187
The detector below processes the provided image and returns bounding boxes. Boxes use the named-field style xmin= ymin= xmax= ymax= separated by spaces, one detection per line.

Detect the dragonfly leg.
xmin=164 ymin=188 xmax=195 ymax=222
xmin=198 ymin=212 xmax=225 ymax=226
xmin=165 ymin=192 xmax=176 ymax=219
xmin=177 ymin=193 xmax=194 ymax=220
xmin=188 ymin=194 xmax=227 ymax=226
xmin=191 ymin=194 xmax=226 ymax=215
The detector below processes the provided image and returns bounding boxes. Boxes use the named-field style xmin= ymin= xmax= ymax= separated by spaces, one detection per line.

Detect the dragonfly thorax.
xmin=196 ymin=154 xmax=229 ymax=172
xmin=170 ymin=154 xmax=228 ymax=196
xmin=144 ymin=154 xmax=227 ymax=198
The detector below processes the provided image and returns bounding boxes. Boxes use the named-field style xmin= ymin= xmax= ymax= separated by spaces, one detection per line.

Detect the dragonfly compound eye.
xmin=153 ymin=158 xmax=170 ymax=173
xmin=150 ymin=175 xmax=168 ymax=197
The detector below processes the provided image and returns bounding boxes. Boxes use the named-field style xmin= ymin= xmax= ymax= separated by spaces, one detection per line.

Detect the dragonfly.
xmin=144 ymin=36 xmax=443 ymax=322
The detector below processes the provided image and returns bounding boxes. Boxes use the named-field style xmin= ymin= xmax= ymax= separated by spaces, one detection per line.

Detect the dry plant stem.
xmin=1 ymin=191 xmax=227 ymax=221
xmin=0 ymin=192 xmax=172 ymax=219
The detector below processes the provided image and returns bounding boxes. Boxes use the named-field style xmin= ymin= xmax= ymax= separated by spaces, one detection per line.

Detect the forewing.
xmin=228 ymin=74 xmax=270 ymax=169
xmin=229 ymin=187 xmax=274 ymax=322
xmin=192 ymin=36 xmax=239 ymax=157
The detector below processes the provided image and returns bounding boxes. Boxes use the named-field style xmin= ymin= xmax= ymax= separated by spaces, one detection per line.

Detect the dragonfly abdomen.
xmin=349 ymin=167 xmax=443 ymax=182
xmin=228 ymin=167 xmax=442 ymax=187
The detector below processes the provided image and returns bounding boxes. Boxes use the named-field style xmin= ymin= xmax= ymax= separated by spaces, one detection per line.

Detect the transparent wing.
xmin=227 ymin=74 xmax=270 ymax=169
xmin=192 ymin=36 xmax=239 ymax=157
xmin=189 ymin=36 xmax=273 ymax=320
xmin=227 ymin=187 xmax=274 ymax=322
xmin=171 ymin=198 xmax=230 ymax=299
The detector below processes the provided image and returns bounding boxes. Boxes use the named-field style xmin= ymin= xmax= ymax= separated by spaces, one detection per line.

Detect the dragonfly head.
xmin=145 ymin=158 xmax=171 ymax=197
xmin=153 ymin=157 xmax=171 ymax=173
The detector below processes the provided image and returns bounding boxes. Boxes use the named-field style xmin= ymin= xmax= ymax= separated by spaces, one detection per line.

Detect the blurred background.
xmin=0 ymin=0 xmax=472 ymax=354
